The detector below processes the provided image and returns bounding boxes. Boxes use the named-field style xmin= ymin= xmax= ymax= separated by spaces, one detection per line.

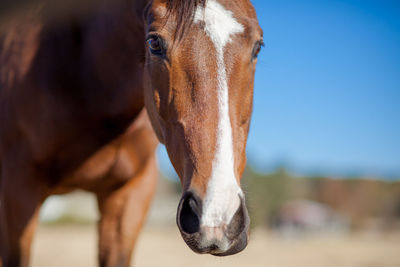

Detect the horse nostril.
xmin=177 ymin=192 xmax=201 ymax=234
xmin=225 ymin=196 xmax=250 ymax=240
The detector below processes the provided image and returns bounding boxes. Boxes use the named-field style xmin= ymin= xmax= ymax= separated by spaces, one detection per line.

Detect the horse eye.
xmin=252 ymin=40 xmax=264 ymax=60
xmin=146 ymin=35 xmax=164 ymax=56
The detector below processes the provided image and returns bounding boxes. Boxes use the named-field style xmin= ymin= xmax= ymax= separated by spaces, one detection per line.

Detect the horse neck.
xmin=38 ymin=0 xmax=151 ymax=125
xmin=79 ymin=1 xmax=149 ymax=119
xmin=1 ymin=1 xmax=153 ymax=174
xmin=2 ymin=0 xmax=151 ymax=124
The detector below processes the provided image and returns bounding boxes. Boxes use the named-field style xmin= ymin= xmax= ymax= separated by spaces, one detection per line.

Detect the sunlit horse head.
xmin=143 ymin=0 xmax=263 ymax=255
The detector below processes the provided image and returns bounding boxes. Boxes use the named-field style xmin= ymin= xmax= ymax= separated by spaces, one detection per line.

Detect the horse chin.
xmin=179 ymin=228 xmax=249 ymax=256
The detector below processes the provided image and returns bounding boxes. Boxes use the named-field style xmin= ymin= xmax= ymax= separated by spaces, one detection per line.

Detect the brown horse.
xmin=0 ymin=0 xmax=262 ymax=266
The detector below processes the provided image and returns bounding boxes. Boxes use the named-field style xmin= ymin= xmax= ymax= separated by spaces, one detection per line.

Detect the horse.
xmin=0 ymin=0 xmax=263 ymax=266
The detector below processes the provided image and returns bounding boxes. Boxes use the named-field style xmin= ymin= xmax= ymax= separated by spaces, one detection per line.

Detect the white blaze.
xmin=194 ymin=0 xmax=244 ymax=227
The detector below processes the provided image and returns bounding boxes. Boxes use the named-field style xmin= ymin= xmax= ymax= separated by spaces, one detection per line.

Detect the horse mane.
xmin=165 ymin=0 xmax=207 ymax=39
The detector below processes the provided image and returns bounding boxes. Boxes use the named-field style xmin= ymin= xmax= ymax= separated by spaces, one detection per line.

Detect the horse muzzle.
xmin=176 ymin=191 xmax=250 ymax=256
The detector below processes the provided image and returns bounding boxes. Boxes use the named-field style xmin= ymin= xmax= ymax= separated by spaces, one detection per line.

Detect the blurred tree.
xmin=242 ymin=165 xmax=400 ymax=230
xmin=243 ymin=166 xmax=291 ymax=228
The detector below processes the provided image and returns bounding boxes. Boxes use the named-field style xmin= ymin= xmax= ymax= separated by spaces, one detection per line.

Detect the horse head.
xmin=143 ymin=0 xmax=263 ymax=256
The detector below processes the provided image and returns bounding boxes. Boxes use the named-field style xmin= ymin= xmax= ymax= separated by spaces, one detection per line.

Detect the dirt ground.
xmin=30 ymin=224 xmax=400 ymax=267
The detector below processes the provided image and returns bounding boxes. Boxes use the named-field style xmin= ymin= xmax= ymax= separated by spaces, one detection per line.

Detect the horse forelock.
xmin=165 ymin=0 xmax=207 ymax=39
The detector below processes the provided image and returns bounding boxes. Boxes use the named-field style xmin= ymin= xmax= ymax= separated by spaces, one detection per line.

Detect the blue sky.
xmin=159 ymin=0 xmax=400 ymax=179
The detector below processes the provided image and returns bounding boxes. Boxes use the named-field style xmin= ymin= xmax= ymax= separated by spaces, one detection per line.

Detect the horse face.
xmin=143 ymin=0 xmax=262 ymax=256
